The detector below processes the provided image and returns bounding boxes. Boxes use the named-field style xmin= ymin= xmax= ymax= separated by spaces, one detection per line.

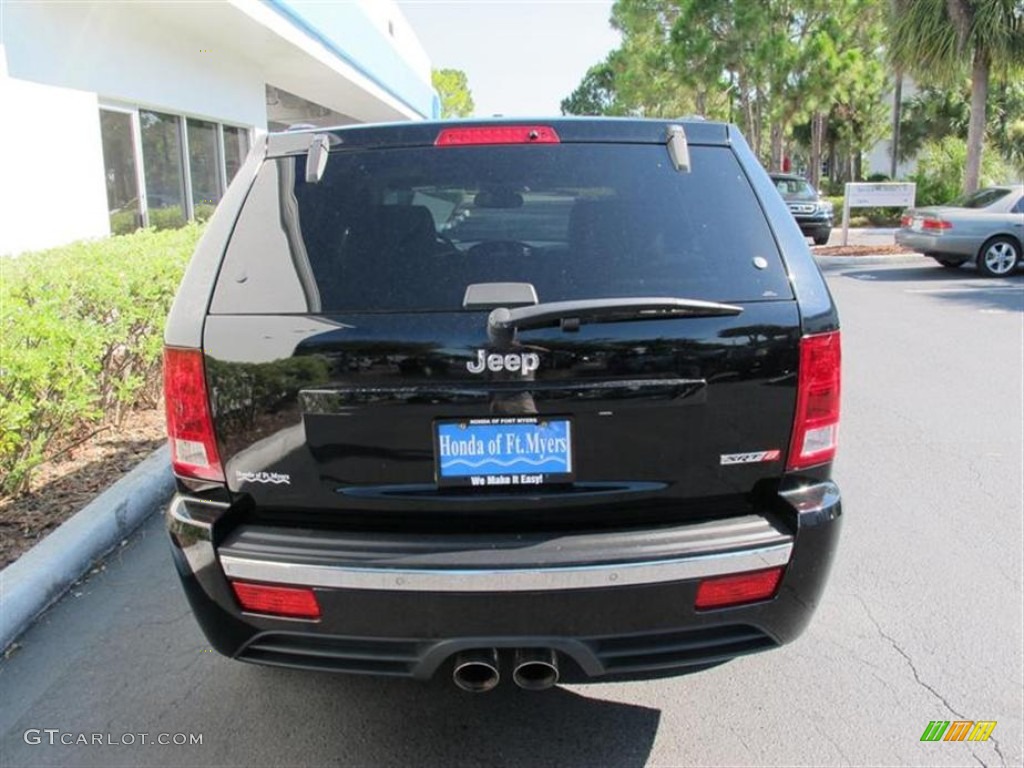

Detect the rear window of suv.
xmin=210 ymin=143 xmax=792 ymax=314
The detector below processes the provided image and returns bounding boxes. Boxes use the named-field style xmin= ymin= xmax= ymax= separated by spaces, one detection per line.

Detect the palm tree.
xmin=888 ymin=0 xmax=1023 ymax=194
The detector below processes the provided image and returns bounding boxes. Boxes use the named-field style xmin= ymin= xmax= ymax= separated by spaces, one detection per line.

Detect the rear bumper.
xmin=894 ymin=230 xmax=978 ymax=257
xmin=792 ymin=214 xmax=833 ymax=235
xmin=167 ymin=483 xmax=841 ymax=680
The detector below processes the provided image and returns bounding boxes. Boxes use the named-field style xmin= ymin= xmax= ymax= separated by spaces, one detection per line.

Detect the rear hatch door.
xmin=205 ymin=130 xmax=800 ymax=527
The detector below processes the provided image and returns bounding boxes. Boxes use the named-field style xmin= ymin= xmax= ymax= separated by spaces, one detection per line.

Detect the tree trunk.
xmin=810 ymin=111 xmax=824 ymax=189
xmin=964 ymin=46 xmax=989 ymax=194
xmin=890 ymin=71 xmax=903 ymax=179
xmin=741 ymin=92 xmax=757 ymax=159
xmin=770 ymin=122 xmax=784 ymax=171
xmin=754 ymin=88 xmax=766 ymax=163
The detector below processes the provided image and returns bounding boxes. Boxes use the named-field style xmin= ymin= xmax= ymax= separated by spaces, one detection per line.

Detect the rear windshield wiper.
xmin=487 ymin=297 xmax=742 ymax=344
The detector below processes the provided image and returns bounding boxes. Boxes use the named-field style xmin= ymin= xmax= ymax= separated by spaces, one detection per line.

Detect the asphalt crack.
xmin=811 ymin=718 xmax=852 ymax=766
xmin=725 ymin=723 xmax=756 ymax=761
xmin=855 ymin=596 xmax=965 ymax=719
xmin=855 ymin=597 xmax=1008 ymax=767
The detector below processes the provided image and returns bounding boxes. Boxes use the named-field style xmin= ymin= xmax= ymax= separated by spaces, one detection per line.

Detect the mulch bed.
xmin=811 ymin=244 xmax=915 ymax=257
xmin=0 ymin=409 xmax=167 ymax=570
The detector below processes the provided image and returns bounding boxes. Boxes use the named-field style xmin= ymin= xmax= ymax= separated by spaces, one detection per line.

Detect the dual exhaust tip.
xmin=452 ymin=648 xmax=559 ymax=692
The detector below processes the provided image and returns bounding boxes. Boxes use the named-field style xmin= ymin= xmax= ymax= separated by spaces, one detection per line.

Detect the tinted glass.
xmin=140 ymin=110 xmax=186 ymax=229
xmin=224 ymin=126 xmax=250 ymax=185
xmin=187 ymin=118 xmax=221 ymax=221
xmin=99 ymin=110 xmax=141 ymax=235
xmin=773 ymin=177 xmax=817 ymax=200
xmin=213 ymin=144 xmax=792 ymax=314
xmin=952 ymin=187 xmax=1010 ymax=209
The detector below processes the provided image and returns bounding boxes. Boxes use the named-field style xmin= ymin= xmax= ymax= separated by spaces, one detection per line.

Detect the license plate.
xmin=911 ymin=217 xmax=924 ymax=232
xmin=434 ymin=417 xmax=574 ymax=488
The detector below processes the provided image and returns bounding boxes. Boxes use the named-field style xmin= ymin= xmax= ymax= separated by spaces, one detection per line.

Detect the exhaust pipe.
xmin=452 ymin=649 xmax=500 ymax=693
xmin=512 ymin=648 xmax=559 ymax=691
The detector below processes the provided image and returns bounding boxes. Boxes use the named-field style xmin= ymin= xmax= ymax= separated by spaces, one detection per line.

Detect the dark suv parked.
xmin=771 ymin=173 xmax=834 ymax=245
xmin=164 ymin=119 xmax=842 ymax=692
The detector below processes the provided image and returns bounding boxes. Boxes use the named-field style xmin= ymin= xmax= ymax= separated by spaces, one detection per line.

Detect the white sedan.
xmin=895 ymin=185 xmax=1024 ymax=277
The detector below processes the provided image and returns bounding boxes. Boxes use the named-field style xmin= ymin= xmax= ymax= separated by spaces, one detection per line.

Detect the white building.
xmin=865 ymin=76 xmax=920 ymax=180
xmin=0 ymin=0 xmax=437 ymax=255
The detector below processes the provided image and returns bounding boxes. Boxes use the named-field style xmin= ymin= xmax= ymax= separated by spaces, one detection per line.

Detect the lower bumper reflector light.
xmin=231 ymin=581 xmax=321 ymax=619
xmin=695 ymin=567 xmax=784 ymax=610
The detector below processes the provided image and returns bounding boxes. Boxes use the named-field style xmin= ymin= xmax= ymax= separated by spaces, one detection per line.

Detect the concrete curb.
xmin=814 ymin=253 xmax=924 ymax=267
xmin=0 ymin=445 xmax=174 ymax=652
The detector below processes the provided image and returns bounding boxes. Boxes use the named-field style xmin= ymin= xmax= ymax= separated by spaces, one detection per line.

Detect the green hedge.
xmin=109 ymin=204 xmax=217 ymax=237
xmin=0 ymin=224 xmax=204 ymax=495
xmin=823 ymin=196 xmax=903 ymax=227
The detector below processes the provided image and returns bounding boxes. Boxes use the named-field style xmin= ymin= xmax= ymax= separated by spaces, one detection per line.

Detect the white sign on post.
xmin=841 ymin=182 xmax=916 ymax=245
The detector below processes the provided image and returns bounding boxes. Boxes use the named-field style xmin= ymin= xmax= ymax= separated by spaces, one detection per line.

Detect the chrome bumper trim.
xmin=219 ymin=543 xmax=792 ymax=593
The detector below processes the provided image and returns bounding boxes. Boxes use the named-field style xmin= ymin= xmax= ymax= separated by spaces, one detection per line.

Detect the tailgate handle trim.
xmin=299 ymin=379 xmax=707 ymax=411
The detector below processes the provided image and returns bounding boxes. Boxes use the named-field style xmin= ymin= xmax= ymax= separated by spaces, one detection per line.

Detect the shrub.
xmin=148 ymin=206 xmax=187 ymax=231
xmin=858 ymin=207 xmax=903 ymax=226
xmin=823 ymin=197 xmax=900 ymax=227
xmin=110 ymin=209 xmax=140 ymax=236
xmin=110 ymin=204 xmax=218 ymax=236
xmin=0 ymin=224 xmax=204 ymax=495
xmin=819 ymin=178 xmax=844 ymax=196
xmin=910 ymin=136 xmax=1012 ymax=206
xmin=194 ymin=203 xmax=217 ymax=223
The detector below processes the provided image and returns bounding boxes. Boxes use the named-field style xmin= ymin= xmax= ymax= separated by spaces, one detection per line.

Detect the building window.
xmin=223 ymin=125 xmax=250 ymax=186
xmin=100 ymin=105 xmax=250 ymax=233
xmin=140 ymin=110 xmax=187 ymax=230
xmin=187 ymin=118 xmax=221 ymax=222
xmin=99 ymin=109 xmax=142 ymax=235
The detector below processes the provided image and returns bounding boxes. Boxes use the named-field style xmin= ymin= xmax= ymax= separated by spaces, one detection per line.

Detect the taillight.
xmin=695 ymin=567 xmax=784 ymax=610
xmin=231 ymin=581 xmax=321 ymax=619
xmin=787 ymin=331 xmax=841 ymax=471
xmin=163 ymin=346 xmax=224 ymax=482
xmin=922 ymin=218 xmax=952 ymax=231
xmin=900 ymin=214 xmax=912 ymax=228
xmin=434 ymin=125 xmax=560 ymax=146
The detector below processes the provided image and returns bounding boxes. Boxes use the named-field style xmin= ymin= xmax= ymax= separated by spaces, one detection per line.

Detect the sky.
xmin=397 ymin=0 xmax=619 ymax=117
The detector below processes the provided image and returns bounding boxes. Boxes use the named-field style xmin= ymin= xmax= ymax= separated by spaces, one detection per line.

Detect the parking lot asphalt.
xmin=0 ymin=258 xmax=1021 ymax=768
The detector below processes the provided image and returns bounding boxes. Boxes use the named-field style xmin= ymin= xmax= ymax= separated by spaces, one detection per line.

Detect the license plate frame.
xmin=433 ymin=416 xmax=574 ymax=488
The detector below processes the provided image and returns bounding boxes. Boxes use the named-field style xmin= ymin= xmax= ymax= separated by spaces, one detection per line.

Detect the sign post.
xmin=841 ymin=182 xmax=916 ymax=245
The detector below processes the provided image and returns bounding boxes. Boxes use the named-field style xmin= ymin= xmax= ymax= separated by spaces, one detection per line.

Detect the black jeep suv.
xmin=164 ymin=119 xmax=842 ymax=692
